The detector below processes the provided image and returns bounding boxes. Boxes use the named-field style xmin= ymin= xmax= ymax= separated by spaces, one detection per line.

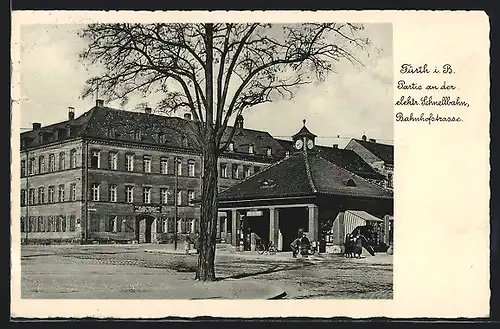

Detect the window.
xmin=29 ymin=217 xmax=35 ymax=232
xmin=267 ymin=148 xmax=272 ymax=156
xmin=177 ymin=190 xmax=182 ymax=205
xmin=228 ymin=142 xmax=234 ymax=152
xmin=69 ymin=215 xmax=76 ymax=232
xmin=28 ymin=188 xmax=35 ymax=205
xmin=188 ymin=190 xmax=195 ymax=205
xmin=231 ymin=164 xmax=239 ymax=179
xmin=21 ymin=160 xmax=26 ymax=177
xmin=143 ymin=187 xmax=151 ymax=204
xmin=21 ymin=217 xmax=25 ymax=233
xmin=91 ymin=183 xmax=100 ymax=201
xmin=161 ymin=158 xmax=168 ymax=174
xmin=48 ymin=186 xmax=55 ymax=203
xmin=55 ymin=216 xmax=61 ymax=232
xmin=167 ymin=217 xmax=176 ymax=233
xmin=39 ymin=156 xmax=45 ymax=173
xmin=38 ymin=187 xmax=44 ymax=204
xmin=106 ymin=215 xmax=117 ymax=232
xmin=176 ymin=158 xmax=182 ymax=175
xmin=29 ymin=158 xmax=36 ymax=175
xmin=59 ymin=152 xmax=66 ymax=170
xmin=188 ymin=160 xmax=195 ymax=177
xmin=47 ymin=216 xmax=54 ymax=232
xmin=220 ymin=163 xmax=228 ymax=178
xmin=190 ymin=219 xmax=197 ymax=234
xmin=49 ymin=154 xmax=55 ymax=172
xmin=61 ymin=216 xmax=67 ymax=232
xmin=126 ymin=154 xmax=134 ymax=171
xmin=285 ymin=151 xmax=290 ymax=157
xmin=388 ymin=173 xmax=393 ymax=188
xmin=254 ymin=166 xmax=261 ymax=173
xmin=106 ymin=127 xmax=116 ymax=138
xmin=70 ymin=149 xmax=77 ymax=168
xmin=90 ymin=150 xmax=100 ymax=169
xmin=70 ymin=183 xmax=76 ymax=201
xmin=157 ymin=217 xmax=165 ymax=233
xmin=89 ymin=214 xmax=100 ymax=232
xmin=244 ymin=165 xmax=251 ymax=179
xmin=160 ymin=188 xmax=169 ymax=204
xmin=108 ymin=152 xmax=118 ymax=170
xmin=58 ymin=184 xmax=65 ymax=202
xmin=37 ymin=216 xmax=44 ymax=232
xmin=125 ymin=186 xmax=134 ymax=203
xmin=248 ymin=144 xmax=254 ymax=154
xmin=109 ymin=184 xmax=117 ymax=202
xmin=21 ymin=189 xmax=26 ymax=207
xmin=143 ymin=156 xmax=151 ymax=173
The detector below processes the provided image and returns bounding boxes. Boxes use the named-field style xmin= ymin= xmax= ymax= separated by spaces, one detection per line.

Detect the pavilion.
xmin=217 ymin=121 xmax=394 ymax=253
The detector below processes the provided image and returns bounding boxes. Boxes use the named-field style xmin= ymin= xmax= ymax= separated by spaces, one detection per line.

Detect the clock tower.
xmin=292 ymin=119 xmax=317 ymax=152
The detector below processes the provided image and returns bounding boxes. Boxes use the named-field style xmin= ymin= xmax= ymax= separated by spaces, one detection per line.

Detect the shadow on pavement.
xmin=217 ymin=261 xmax=315 ymax=281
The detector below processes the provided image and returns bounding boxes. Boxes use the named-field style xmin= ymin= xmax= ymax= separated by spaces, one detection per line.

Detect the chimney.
xmin=235 ymin=114 xmax=244 ymax=129
xmin=362 ymin=135 xmax=367 ymax=141
xmin=369 ymin=138 xmax=376 ymax=143
xmin=96 ymin=99 xmax=104 ymax=107
xmin=144 ymin=107 xmax=152 ymax=114
xmin=68 ymin=107 xmax=75 ymax=120
xmin=32 ymin=122 xmax=41 ymax=131
xmin=184 ymin=113 xmax=192 ymax=120
xmin=332 ymin=144 xmax=338 ymax=149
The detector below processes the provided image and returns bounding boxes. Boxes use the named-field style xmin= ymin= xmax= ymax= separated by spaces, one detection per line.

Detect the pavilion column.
xmin=269 ymin=207 xmax=279 ymax=246
xmin=308 ymin=204 xmax=319 ymax=241
xmin=221 ymin=213 xmax=228 ymax=242
xmin=231 ymin=210 xmax=241 ymax=247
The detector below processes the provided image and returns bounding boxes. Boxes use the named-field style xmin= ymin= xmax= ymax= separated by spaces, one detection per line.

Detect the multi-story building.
xmin=345 ymin=136 xmax=394 ymax=189
xmin=19 ymin=100 xmax=286 ymax=245
xmin=19 ymin=100 xmax=390 ymax=246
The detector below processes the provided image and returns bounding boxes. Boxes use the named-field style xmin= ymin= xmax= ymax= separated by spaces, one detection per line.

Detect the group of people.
xmin=344 ymin=231 xmax=365 ymax=258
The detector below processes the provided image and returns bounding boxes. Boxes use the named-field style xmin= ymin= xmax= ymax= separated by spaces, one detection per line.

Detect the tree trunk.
xmin=195 ymin=141 xmax=219 ymax=281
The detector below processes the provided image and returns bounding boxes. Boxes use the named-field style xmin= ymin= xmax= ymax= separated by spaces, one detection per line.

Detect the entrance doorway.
xmin=278 ymin=207 xmax=308 ymax=251
xmin=135 ymin=215 xmax=155 ymax=243
xmin=242 ymin=211 xmax=270 ymax=250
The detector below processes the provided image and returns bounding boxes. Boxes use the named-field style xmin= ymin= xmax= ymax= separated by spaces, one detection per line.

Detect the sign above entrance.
xmin=246 ymin=210 xmax=263 ymax=217
xmin=134 ymin=205 xmax=162 ymax=213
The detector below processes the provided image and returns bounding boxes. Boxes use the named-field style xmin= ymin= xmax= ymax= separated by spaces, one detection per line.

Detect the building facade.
xmin=345 ymin=136 xmax=394 ymax=189
xmin=20 ymin=101 xmax=285 ymax=244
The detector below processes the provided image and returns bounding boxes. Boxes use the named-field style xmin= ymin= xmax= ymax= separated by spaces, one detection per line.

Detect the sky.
xmin=18 ymin=23 xmax=393 ymax=148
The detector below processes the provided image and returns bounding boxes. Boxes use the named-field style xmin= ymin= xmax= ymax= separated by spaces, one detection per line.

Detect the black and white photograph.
xmin=17 ymin=19 xmax=394 ymax=301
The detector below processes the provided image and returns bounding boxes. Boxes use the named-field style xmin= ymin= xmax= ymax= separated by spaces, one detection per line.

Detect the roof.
xmin=218 ymin=148 xmax=393 ymax=202
xmin=20 ymin=106 xmax=287 ymax=159
xmin=292 ymin=122 xmax=317 ymax=139
xmin=353 ymin=139 xmax=394 ymax=165
xmin=276 ymin=139 xmax=386 ymax=181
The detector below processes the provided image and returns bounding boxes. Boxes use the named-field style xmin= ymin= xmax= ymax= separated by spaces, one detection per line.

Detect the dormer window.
xmin=158 ymin=132 xmax=166 ymax=144
xmin=248 ymin=144 xmax=254 ymax=154
xmin=259 ymin=179 xmax=276 ymax=188
xmin=285 ymin=151 xmax=290 ymax=157
xmin=345 ymin=178 xmax=357 ymax=187
xmin=106 ymin=127 xmax=116 ymax=138
xmin=228 ymin=142 xmax=234 ymax=152
xmin=134 ymin=130 xmax=142 ymax=141
xmin=267 ymin=148 xmax=272 ymax=157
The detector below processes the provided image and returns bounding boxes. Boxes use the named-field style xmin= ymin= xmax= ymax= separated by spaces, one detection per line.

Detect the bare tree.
xmin=79 ymin=23 xmax=371 ymax=281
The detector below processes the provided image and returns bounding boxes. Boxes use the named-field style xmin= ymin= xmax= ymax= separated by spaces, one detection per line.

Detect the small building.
xmin=345 ymin=136 xmax=394 ymax=189
xmin=217 ymin=121 xmax=394 ymax=253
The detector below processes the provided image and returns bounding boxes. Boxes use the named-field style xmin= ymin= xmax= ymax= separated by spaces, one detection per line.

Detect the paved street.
xmin=21 ymin=245 xmax=393 ymax=299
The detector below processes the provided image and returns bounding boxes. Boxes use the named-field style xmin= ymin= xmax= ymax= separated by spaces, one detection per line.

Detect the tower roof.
xmin=292 ymin=119 xmax=317 ymax=140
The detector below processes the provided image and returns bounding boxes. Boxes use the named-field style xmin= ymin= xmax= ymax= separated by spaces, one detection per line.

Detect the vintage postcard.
xmin=10 ymin=10 xmax=490 ymax=319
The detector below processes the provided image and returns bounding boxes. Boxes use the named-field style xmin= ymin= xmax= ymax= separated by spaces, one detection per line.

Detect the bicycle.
xmin=256 ymin=239 xmax=277 ymax=255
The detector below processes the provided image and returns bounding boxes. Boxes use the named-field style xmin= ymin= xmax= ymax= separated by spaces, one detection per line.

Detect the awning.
xmin=347 ymin=210 xmax=383 ymax=223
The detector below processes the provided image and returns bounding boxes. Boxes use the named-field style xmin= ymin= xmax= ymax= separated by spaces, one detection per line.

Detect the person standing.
xmin=290 ymin=228 xmax=304 ymax=258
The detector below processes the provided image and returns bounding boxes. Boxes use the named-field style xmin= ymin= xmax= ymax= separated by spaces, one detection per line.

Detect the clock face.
xmin=295 ymin=139 xmax=304 ymax=150
xmin=307 ymin=139 xmax=314 ymax=149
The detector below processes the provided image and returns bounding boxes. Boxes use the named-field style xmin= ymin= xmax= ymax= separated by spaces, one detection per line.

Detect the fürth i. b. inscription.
xmin=395 ymin=64 xmax=468 ymax=124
